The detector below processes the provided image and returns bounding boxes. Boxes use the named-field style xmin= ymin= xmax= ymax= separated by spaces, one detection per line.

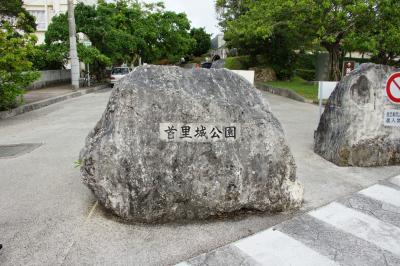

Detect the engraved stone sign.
xmin=159 ymin=123 xmax=240 ymax=142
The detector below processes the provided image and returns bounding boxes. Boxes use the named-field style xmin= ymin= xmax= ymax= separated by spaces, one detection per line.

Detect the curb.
xmin=256 ymin=83 xmax=314 ymax=104
xmin=0 ymin=84 xmax=109 ymax=120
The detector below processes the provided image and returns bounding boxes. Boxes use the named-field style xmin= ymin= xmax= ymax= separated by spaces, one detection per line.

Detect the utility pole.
xmin=67 ymin=0 xmax=79 ymax=90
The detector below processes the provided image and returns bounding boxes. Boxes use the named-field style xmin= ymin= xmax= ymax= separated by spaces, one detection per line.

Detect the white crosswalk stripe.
xmin=178 ymin=180 xmax=400 ymax=266
xmin=390 ymin=175 xmax=400 ymax=187
xmin=309 ymin=202 xmax=400 ymax=256
xmin=359 ymin=184 xmax=400 ymax=207
xmin=175 ymin=262 xmax=191 ymax=266
xmin=233 ymin=229 xmax=338 ymax=266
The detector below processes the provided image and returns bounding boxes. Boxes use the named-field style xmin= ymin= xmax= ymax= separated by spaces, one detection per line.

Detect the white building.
xmin=211 ymin=33 xmax=228 ymax=59
xmin=211 ymin=34 xmax=226 ymax=50
xmin=23 ymin=0 xmax=97 ymax=44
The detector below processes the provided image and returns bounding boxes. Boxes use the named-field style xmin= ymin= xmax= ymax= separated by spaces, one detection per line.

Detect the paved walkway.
xmin=0 ymin=83 xmax=108 ymax=120
xmin=24 ymin=84 xmax=75 ymax=104
xmin=179 ymin=175 xmax=400 ymax=266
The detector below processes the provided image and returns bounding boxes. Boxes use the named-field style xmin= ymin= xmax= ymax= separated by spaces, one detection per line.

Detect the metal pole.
xmin=68 ymin=0 xmax=79 ymax=90
xmin=87 ymin=63 xmax=90 ymax=87
xmin=318 ymin=82 xmax=322 ymax=125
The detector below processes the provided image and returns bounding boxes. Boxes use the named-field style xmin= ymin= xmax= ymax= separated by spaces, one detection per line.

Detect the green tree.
xmin=75 ymin=1 xmax=141 ymax=65
xmin=29 ymin=44 xmax=68 ymax=70
xmin=0 ymin=1 xmax=39 ymax=110
xmin=219 ymin=1 xmax=307 ymax=79
xmin=44 ymin=9 xmax=111 ymax=74
xmin=73 ymin=1 xmax=193 ymax=64
xmin=78 ymin=45 xmax=111 ymax=66
xmin=45 ymin=1 xmax=194 ymax=66
xmin=0 ymin=22 xmax=39 ymax=110
xmin=142 ymin=11 xmax=194 ymax=62
xmin=350 ymin=0 xmax=400 ymax=65
xmin=0 ymin=0 xmax=36 ymax=33
xmin=216 ymin=0 xmax=249 ymax=29
xmin=218 ymin=0 xmax=376 ymax=81
xmin=190 ymin=27 xmax=211 ymax=56
xmin=300 ymin=0 xmax=373 ymax=80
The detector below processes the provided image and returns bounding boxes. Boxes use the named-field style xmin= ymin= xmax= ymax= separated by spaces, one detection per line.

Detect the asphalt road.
xmin=0 ymin=88 xmax=399 ymax=265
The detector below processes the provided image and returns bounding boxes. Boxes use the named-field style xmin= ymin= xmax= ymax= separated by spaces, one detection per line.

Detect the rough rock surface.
xmin=314 ymin=63 xmax=400 ymax=166
xmin=211 ymin=59 xmax=225 ymax=69
xmin=80 ymin=65 xmax=303 ymax=222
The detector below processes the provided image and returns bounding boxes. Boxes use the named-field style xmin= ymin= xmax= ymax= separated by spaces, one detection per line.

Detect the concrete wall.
xmin=28 ymin=69 xmax=71 ymax=90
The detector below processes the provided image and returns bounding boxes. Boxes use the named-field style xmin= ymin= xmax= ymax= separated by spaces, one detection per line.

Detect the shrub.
xmin=0 ymin=23 xmax=39 ymax=110
xmin=272 ymin=64 xmax=295 ymax=80
xmin=29 ymin=44 xmax=67 ymax=70
xmin=295 ymin=53 xmax=316 ymax=70
xmin=295 ymin=69 xmax=316 ymax=81
xmin=224 ymin=56 xmax=252 ymax=70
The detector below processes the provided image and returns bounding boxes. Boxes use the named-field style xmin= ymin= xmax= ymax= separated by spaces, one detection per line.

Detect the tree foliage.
xmin=29 ymin=44 xmax=67 ymax=70
xmin=298 ymin=0 xmax=372 ymax=80
xmin=44 ymin=1 xmax=195 ymax=67
xmin=0 ymin=0 xmax=39 ymax=110
xmin=0 ymin=0 xmax=36 ymax=33
xmin=190 ymin=27 xmax=211 ymax=56
xmin=217 ymin=0 xmax=400 ymax=81
xmin=348 ymin=0 xmax=400 ymax=65
xmin=40 ymin=9 xmax=111 ymax=77
xmin=217 ymin=1 xmax=309 ymax=79
xmin=216 ymin=0 xmax=249 ymax=29
xmin=0 ymin=22 xmax=39 ymax=110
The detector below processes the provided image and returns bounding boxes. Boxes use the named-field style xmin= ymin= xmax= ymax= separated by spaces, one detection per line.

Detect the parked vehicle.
xmin=201 ymin=62 xmax=212 ymax=69
xmin=200 ymin=55 xmax=221 ymax=69
xmin=110 ymin=67 xmax=130 ymax=85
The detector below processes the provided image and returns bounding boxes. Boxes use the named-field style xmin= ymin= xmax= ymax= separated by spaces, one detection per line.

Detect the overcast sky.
xmin=143 ymin=0 xmax=221 ymax=36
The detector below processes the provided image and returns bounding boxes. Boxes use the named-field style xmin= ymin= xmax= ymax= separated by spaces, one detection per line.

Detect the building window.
xmin=28 ymin=10 xmax=46 ymax=30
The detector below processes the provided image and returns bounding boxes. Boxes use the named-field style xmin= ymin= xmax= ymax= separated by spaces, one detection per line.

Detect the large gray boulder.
xmin=314 ymin=63 xmax=400 ymax=166
xmin=80 ymin=65 xmax=303 ymax=223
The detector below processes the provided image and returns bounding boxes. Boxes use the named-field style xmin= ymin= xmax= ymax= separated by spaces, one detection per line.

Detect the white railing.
xmin=230 ymin=70 xmax=255 ymax=85
xmin=318 ymin=81 xmax=339 ymax=118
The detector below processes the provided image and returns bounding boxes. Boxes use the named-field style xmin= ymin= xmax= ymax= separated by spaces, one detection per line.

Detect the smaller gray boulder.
xmin=314 ymin=63 xmax=400 ymax=166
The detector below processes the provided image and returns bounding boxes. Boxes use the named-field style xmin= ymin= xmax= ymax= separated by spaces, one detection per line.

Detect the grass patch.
xmin=266 ymin=76 xmax=318 ymax=101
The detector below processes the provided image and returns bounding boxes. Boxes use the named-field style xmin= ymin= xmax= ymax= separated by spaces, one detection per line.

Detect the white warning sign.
xmin=384 ymin=110 xmax=400 ymax=127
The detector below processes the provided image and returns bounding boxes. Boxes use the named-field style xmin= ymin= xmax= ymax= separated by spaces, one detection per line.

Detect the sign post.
xmin=83 ymin=40 xmax=92 ymax=87
xmin=342 ymin=61 xmax=355 ymax=76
